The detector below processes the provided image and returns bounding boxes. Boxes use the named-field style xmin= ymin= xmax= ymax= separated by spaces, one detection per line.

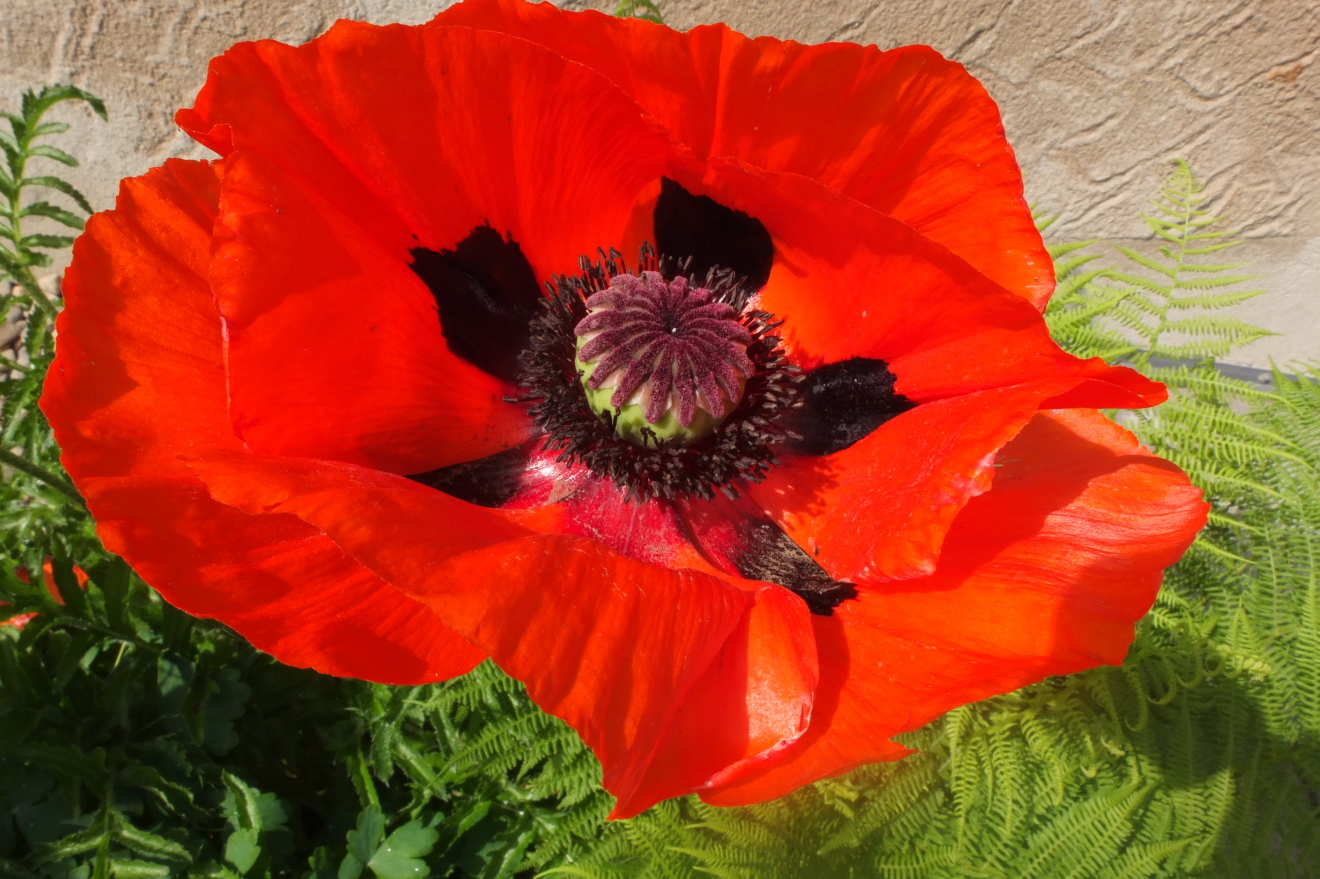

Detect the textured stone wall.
xmin=2 ymin=0 xmax=1316 ymax=366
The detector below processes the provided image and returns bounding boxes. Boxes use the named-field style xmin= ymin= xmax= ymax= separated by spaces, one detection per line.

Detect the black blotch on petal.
xmin=653 ymin=177 xmax=774 ymax=291
xmin=783 ymin=357 xmax=916 ymax=457
xmin=409 ymin=445 xmax=531 ymax=508
xmin=409 ymin=224 xmax=542 ymax=383
xmin=729 ymin=518 xmax=857 ymax=616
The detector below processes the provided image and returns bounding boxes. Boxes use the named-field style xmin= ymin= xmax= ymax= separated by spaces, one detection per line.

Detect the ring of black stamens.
xmin=514 ymin=244 xmax=803 ymax=502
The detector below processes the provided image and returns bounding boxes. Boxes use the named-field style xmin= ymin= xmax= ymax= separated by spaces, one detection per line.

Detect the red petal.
xmin=43 ymin=159 xmax=485 ymax=684
xmin=433 ymin=0 xmax=1052 ymax=307
xmin=178 ymin=21 xmax=680 ymax=281
xmin=550 ymin=470 xmax=732 ymax=578
xmin=612 ymin=584 xmax=818 ymax=818
xmin=183 ymin=450 xmax=761 ymax=816
xmin=211 ymin=149 xmax=528 ymax=473
xmin=688 ymin=159 xmax=1163 ymax=406
xmin=92 ymin=478 xmax=484 ymax=684
xmin=44 ymin=160 xmax=231 ymax=480
xmin=702 ymin=409 xmax=1208 ymax=805
xmin=747 ymin=372 xmax=1160 ymax=584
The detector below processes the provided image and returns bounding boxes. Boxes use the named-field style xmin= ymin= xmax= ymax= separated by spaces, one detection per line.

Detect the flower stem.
xmin=0 ymin=447 xmax=85 ymax=507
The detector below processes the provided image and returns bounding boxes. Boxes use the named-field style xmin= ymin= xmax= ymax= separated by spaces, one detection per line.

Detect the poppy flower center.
xmin=574 ymin=272 xmax=753 ymax=446
xmin=513 ymin=245 xmax=803 ymax=502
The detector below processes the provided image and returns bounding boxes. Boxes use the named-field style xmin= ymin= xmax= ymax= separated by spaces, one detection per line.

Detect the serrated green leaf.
xmin=108 ymin=861 xmax=171 ymax=879
xmin=27 ymin=144 xmax=78 ymax=167
xmin=117 ymin=763 xmax=194 ymax=814
xmin=29 ymin=121 xmax=70 ymax=137
xmin=0 ymin=246 xmax=29 ymax=275
xmin=221 ymin=773 xmax=264 ymax=833
xmin=19 ymin=233 xmax=75 ymax=250
xmin=111 ymin=824 xmax=190 ymax=864
xmin=21 ymin=175 xmax=93 ymax=213
xmin=338 ymin=857 xmax=366 ymax=879
xmin=23 ymin=84 xmax=108 ymax=123
xmin=305 ymin=848 xmax=337 ymax=879
xmin=203 ymin=669 xmax=251 ymax=755
xmin=19 ymin=201 xmax=84 ymax=230
xmin=1113 ymin=245 xmax=1176 ymax=278
xmin=443 ymin=799 xmax=491 ymax=845
xmin=17 ymin=744 xmax=108 ymax=789
xmin=31 ymin=814 xmax=112 ymax=865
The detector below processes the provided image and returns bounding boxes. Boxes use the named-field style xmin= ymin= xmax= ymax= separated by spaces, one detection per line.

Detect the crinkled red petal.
xmin=180 ymin=449 xmax=790 ymax=817
xmin=179 ymin=20 xmax=680 ymax=281
xmin=211 ymin=149 xmax=528 ymax=473
xmin=701 ymin=409 xmax=1208 ymax=805
xmin=432 ymin=0 xmax=1053 ymax=307
xmin=686 ymin=159 xmax=1163 ymax=406
xmin=615 ymin=584 xmax=818 ymax=817
xmin=747 ymin=380 xmax=1078 ymax=583
xmin=42 ymin=159 xmax=485 ymax=684
xmin=91 ymin=478 xmax=485 ymax=684
xmin=545 ymin=468 xmax=733 ymax=579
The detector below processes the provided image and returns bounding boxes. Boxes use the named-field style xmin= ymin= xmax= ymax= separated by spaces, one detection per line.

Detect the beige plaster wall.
xmin=2 ymin=0 xmax=1316 ymax=367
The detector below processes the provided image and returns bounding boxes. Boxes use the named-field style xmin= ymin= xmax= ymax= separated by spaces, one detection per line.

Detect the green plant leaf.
xmin=366 ymin=821 xmax=438 ymax=879
xmin=20 ymin=176 xmax=93 ymax=214
xmin=339 ymin=807 xmax=385 ymax=879
xmin=19 ymin=234 xmax=76 ymax=250
xmin=22 ymin=84 xmax=108 ymax=123
xmin=221 ymin=773 xmax=265 ymax=833
xmin=613 ymin=0 xmax=663 ymax=23
xmin=224 ymin=828 xmax=261 ymax=875
xmin=19 ymin=202 xmax=84 ymax=230
xmin=107 ymin=861 xmax=171 ymax=879
xmin=111 ymin=825 xmax=190 ymax=864
xmin=26 ymin=145 xmax=78 ymax=167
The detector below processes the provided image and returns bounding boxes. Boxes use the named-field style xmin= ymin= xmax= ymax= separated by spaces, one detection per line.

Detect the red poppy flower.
xmin=42 ymin=0 xmax=1207 ymax=817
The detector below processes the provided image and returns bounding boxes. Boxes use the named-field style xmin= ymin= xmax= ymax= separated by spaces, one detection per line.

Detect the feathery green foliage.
xmin=1 ymin=85 xmax=107 ymax=309
xmin=0 ymin=86 xmax=104 ymax=572
xmin=2 ymin=87 xmax=1315 ymax=879
xmin=612 ymin=2 xmax=664 ymax=24
xmin=0 ymin=557 xmax=616 ymax=877
xmin=1043 ymin=159 xmax=1273 ymax=366
xmin=1107 ymin=159 xmax=1272 ymax=365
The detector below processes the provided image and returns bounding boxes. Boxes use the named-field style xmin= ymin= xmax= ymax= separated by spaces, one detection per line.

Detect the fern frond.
xmin=1077 ymin=160 xmax=1274 ymax=364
